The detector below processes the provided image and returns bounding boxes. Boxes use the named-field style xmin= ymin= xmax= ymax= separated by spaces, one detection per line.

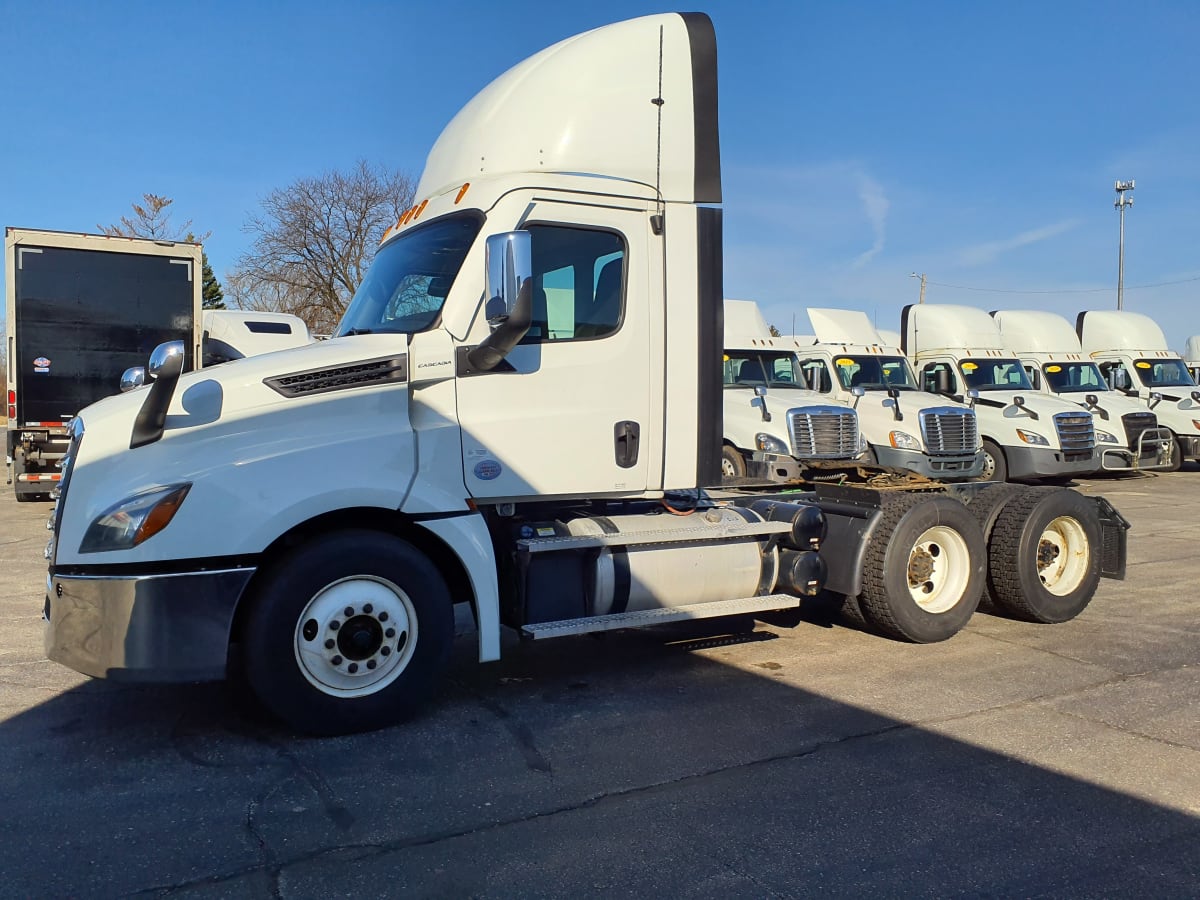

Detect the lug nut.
xmin=348 ymin=663 xmax=358 ymax=674
xmin=385 ymin=628 xmax=396 ymax=639
xmin=381 ymin=646 xmax=391 ymax=657
xmin=344 ymin=607 xmax=354 ymax=617
xmin=331 ymin=655 xmax=343 ymax=666
xmin=325 ymin=639 xmax=335 ymax=650
xmin=367 ymin=660 xmax=377 ymax=670
xmin=363 ymin=603 xmax=373 ymax=614
xmin=329 ymin=620 xmax=341 ymax=631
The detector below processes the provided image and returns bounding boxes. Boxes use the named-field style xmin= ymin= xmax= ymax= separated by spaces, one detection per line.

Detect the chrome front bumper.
xmin=45 ymin=568 xmax=255 ymax=682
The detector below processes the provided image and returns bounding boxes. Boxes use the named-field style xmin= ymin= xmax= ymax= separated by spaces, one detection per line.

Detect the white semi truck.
xmin=904 ymin=304 xmax=1100 ymax=482
xmin=992 ymin=310 xmax=1173 ymax=472
xmin=43 ymin=13 xmax=1128 ymax=735
xmin=1078 ymin=309 xmax=1200 ymax=471
xmin=785 ymin=309 xmax=984 ymax=480
xmin=1185 ymin=335 xmax=1200 ymax=384
xmin=201 ymin=310 xmax=314 ymax=367
xmin=721 ymin=300 xmax=864 ymax=482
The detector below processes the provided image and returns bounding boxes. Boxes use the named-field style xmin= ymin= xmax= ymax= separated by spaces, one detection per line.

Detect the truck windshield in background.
xmin=959 ymin=358 xmax=1032 ymax=392
xmin=336 ymin=214 xmax=482 ymax=337
xmin=831 ymin=355 xmax=918 ymax=391
xmin=723 ymin=350 xmax=802 ymax=388
xmin=1042 ymin=362 xmax=1108 ymax=394
xmin=1133 ymin=358 xmax=1195 ymax=388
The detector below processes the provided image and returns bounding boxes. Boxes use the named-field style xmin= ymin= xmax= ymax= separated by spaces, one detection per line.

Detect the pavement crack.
xmin=451 ymin=677 xmax=552 ymax=774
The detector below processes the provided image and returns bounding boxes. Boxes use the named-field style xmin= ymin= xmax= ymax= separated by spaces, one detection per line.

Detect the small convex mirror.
xmin=120 ymin=367 xmax=146 ymax=392
xmin=484 ymin=232 xmax=532 ymax=329
xmin=148 ymin=341 xmax=186 ymax=379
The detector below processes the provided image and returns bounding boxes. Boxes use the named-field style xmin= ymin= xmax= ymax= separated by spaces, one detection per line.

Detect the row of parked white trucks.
xmin=39 ymin=13 xmax=1148 ymax=735
xmin=722 ymin=301 xmax=1196 ymax=486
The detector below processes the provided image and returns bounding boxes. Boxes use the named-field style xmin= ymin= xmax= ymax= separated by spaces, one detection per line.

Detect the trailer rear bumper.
xmin=45 ymin=568 xmax=254 ymax=682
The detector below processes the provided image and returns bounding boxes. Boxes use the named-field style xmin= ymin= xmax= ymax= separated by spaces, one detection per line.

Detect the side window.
xmin=1024 ymin=365 xmax=1041 ymax=390
xmin=922 ymin=362 xmax=957 ymax=394
xmin=797 ymin=358 xmax=832 ymax=393
xmin=523 ymin=225 xmax=625 ymax=343
xmin=771 ymin=358 xmax=796 ymax=383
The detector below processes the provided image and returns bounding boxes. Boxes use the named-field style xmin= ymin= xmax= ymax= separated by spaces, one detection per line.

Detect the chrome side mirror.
xmin=120 ymin=367 xmax=146 ymax=392
xmin=148 ymin=341 xmax=186 ymax=380
xmin=484 ymin=231 xmax=532 ymax=329
xmin=1150 ymin=391 xmax=1163 ymax=410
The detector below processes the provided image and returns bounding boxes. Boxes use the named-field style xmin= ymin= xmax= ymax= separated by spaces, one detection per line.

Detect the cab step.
xmin=520 ymin=593 xmax=801 ymax=640
xmin=517 ymin=520 xmax=792 ymax=555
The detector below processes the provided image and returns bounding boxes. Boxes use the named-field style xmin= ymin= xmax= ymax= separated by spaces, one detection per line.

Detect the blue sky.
xmin=3 ymin=1 xmax=1198 ymax=348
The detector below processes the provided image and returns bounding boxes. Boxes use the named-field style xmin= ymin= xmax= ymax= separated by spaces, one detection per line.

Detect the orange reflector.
xmin=413 ymin=199 xmax=428 ymax=220
xmin=455 ymin=183 xmax=470 ymax=204
xmin=134 ymin=485 xmax=191 ymax=546
xmin=465 ymin=498 xmax=478 ymax=511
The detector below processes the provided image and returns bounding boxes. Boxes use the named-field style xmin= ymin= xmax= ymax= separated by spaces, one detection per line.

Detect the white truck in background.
xmin=783 ymin=309 xmax=983 ymax=481
xmin=1185 ymin=335 xmax=1200 ymax=384
xmin=42 ymin=13 xmax=1129 ymax=735
xmin=201 ymin=310 xmax=314 ymax=366
xmin=1078 ymin=309 xmax=1200 ymax=471
xmin=904 ymin=304 xmax=1099 ymax=482
xmin=992 ymin=310 xmax=1173 ymax=472
xmin=721 ymin=299 xmax=864 ymax=482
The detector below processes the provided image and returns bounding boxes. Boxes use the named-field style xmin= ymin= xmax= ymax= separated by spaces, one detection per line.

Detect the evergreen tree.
xmin=201 ymin=254 xmax=226 ymax=309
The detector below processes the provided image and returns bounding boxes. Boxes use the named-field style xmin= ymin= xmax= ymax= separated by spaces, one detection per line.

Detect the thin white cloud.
xmin=853 ymin=173 xmax=889 ymax=268
xmin=957 ymin=219 xmax=1081 ymax=266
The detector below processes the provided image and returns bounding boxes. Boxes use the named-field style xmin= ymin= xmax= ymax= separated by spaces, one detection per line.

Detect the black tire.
xmin=973 ymin=438 xmax=1008 ymax=483
xmin=963 ymin=482 xmax=1025 ymax=542
xmin=721 ymin=444 xmax=747 ymax=481
xmin=15 ymin=491 xmax=37 ymax=503
xmin=857 ymin=495 xmax=986 ymax=643
xmin=1164 ymin=435 xmax=1183 ymax=473
xmin=986 ymin=488 xmax=1102 ymax=623
xmin=241 ymin=530 xmax=454 ymax=735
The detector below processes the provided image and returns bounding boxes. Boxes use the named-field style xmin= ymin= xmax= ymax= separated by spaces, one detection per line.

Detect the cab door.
xmin=454 ymin=195 xmax=656 ymax=500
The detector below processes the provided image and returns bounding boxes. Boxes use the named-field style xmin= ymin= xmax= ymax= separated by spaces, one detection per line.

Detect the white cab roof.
xmin=723 ymin=298 xmax=771 ymax=346
xmin=903 ymin=304 xmax=1008 ymax=353
xmin=807 ymin=308 xmax=887 ymax=347
xmin=1186 ymin=335 xmax=1200 ymax=364
xmin=991 ymin=310 xmax=1083 ymax=354
xmin=1077 ymin=310 xmax=1169 ymax=353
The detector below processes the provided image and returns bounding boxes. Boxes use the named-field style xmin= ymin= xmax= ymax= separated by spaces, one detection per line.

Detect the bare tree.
xmin=99 ymin=193 xmax=208 ymax=242
xmin=228 ymin=161 xmax=416 ymax=335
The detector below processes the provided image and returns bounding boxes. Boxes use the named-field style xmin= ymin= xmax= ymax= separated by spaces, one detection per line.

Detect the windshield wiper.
xmin=342 ymin=328 xmax=374 ymax=336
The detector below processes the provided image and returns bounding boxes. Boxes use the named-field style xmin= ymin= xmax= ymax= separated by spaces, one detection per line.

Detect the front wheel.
xmin=241 ymin=530 xmax=453 ymax=735
xmin=973 ymin=438 xmax=1008 ymax=483
xmin=857 ymin=495 xmax=986 ymax=643
xmin=1164 ymin=435 xmax=1184 ymax=473
xmin=721 ymin=444 xmax=747 ymax=480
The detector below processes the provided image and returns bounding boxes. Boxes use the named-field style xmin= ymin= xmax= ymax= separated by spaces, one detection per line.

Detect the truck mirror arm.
xmin=466 ymin=278 xmax=534 ymax=372
xmin=752 ymin=385 xmax=771 ymax=423
xmin=130 ymin=341 xmax=186 ymax=449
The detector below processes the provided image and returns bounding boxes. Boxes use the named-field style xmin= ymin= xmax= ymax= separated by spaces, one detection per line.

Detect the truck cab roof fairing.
xmin=415 ymin=13 xmax=720 ymax=204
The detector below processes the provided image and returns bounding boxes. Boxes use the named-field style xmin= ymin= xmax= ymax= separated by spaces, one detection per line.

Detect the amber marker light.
xmin=455 ymin=183 xmax=470 ymax=204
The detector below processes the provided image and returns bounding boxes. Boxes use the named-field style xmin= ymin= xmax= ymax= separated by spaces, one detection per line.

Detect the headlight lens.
xmin=79 ymin=484 xmax=191 ymax=553
xmin=1016 ymin=429 xmax=1049 ymax=446
xmin=756 ymin=433 xmax=789 ymax=454
xmin=889 ymin=431 xmax=921 ymax=451
xmin=1096 ymin=430 xmax=1120 ymax=444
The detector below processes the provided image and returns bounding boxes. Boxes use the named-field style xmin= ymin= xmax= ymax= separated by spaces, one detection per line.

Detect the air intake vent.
xmin=265 ymin=355 xmax=408 ymax=398
xmin=920 ymin=408 xmax=978 ymax=454
xmin=1054 ymin=411 xmax=1095 ymax=461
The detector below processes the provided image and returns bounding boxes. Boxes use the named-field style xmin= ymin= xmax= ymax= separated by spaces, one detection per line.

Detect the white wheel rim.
xmin=722 ymin=454 xmax=738 ymax=477
xmin=981 ymin=450 xmax=996 ymax=480
xmin=293 ymin=576 xmax=418 ymax=698
xmin=906 ymin=525 xmax=971 ymax=614
xmin=1037 ymin=516 xmax=1090 ymax=596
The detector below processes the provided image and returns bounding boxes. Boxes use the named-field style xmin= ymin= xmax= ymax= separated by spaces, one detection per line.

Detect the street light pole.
xmin=1114 ymin=180 xmax=1135 ymax=310
xmin=909 ymin=272 xmax=927 ymax=304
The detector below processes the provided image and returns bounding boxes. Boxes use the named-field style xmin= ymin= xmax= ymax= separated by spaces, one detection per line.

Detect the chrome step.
xmin=520 ymin=593 xmax=801 ymax=640
xmin=517 ymin=520 xmax=792 ymax=555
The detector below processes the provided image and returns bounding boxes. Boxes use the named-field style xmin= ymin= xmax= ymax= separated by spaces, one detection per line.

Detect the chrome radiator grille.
xmin=787 ymin=406 xmax=860 ymax=459
xmin=919 ymin=408 xmax=978 ymax=454
xmin=1054 ymin=411 xmax=1096 ymax=461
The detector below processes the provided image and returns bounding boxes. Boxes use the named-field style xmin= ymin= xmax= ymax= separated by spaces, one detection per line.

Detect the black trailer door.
xmin=13 ymin=245 xmax=195 ymax=425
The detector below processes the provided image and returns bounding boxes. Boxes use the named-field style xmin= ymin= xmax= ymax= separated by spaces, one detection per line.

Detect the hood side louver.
xmin=264 ymin=355 xmax=408 ymax=398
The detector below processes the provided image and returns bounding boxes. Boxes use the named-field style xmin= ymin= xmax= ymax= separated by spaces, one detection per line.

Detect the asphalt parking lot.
xmin=1 ymin=469 xmax=1198 ymax=898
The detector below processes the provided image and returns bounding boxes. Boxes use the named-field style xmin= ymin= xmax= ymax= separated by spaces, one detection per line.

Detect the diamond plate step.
xmin=520 ymin=593 xmax=801 ymax=640
xmin=517 ymin=520 xmax=792 ymax=555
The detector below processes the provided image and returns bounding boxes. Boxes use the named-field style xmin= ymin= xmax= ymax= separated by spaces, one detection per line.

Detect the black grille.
xmin=265 ymin=355 xmax=408 ymax=398
xmin=1121 ymin=411 xmax=1158 ymax=447
xmin=787 ymin=407 xmax=860 ymax=459
xmin=1054 ymin=411 xmax=1095 ymax=461
xmin=920 ymin=408 xmax=978 ymax=454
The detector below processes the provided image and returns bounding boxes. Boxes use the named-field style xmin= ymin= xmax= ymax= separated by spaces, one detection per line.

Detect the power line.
xmin=923 ymin=273 xmax=1200 ymax=295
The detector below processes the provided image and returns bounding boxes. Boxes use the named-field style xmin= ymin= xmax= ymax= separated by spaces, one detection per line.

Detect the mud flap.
xmin=1091 ymin=496 xmax=1130 ymax=580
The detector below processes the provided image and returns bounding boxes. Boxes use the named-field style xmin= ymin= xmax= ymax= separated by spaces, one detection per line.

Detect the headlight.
xmin=756 ymin=433 xmax=789 ymax=454
xmin=1096 ymin=430 xmax=1120 ymax=444
xmin=79 ymin=484 xmax=191 ymax=553
xmin=889 ymin=431 xmax=921 ymax=451
xmin=1016 ymin=429 xmax=1049 ymax=446
xmin=1192 ymin=420 xmax=1200 ymax=431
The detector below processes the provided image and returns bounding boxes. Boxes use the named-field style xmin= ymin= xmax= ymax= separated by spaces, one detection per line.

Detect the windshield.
xmin=336 ymin=214 xmax=482 ymax=336
xmin=1042 ymin=362 xmax=1109 ymax=394
xmin=831 ymin=355 xmax=917 ymax=391
xmin=959 ymin=357 xmax=1032 ymax=391
xmin=1134 ymin=358 xmax=1196 ymax=388
xmin=724 ymin=350 xmax=802 ymax=388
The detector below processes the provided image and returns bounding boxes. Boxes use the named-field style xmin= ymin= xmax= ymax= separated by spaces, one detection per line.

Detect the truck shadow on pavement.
xmin=1 ymin=614 xmax=1197 ymax=898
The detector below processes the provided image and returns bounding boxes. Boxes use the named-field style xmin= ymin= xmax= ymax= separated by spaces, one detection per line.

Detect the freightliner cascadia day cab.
xmin=721 ymin=299 xmax=864 ymax=482
xmin=4 ymin=228 xmax=202 ymax=502
xmin=44 ymin=14 xmax=1129 ymax=735
xmin=1078 ymin=309 xmax=1200 ymax=472
xmin=904 ymin=304 xmax=1100 ymax=483
xmin=786 ymin=309 xmax=984 ymax=480
xmin=992 ymin=310 xmax=1173 ymax=473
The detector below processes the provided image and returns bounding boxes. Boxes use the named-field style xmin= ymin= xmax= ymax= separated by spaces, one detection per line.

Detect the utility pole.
xmin=1114 ymin=180 xmax=1135 ymax=310
xmin=909 ymin=272 xmax=927 ymax=304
